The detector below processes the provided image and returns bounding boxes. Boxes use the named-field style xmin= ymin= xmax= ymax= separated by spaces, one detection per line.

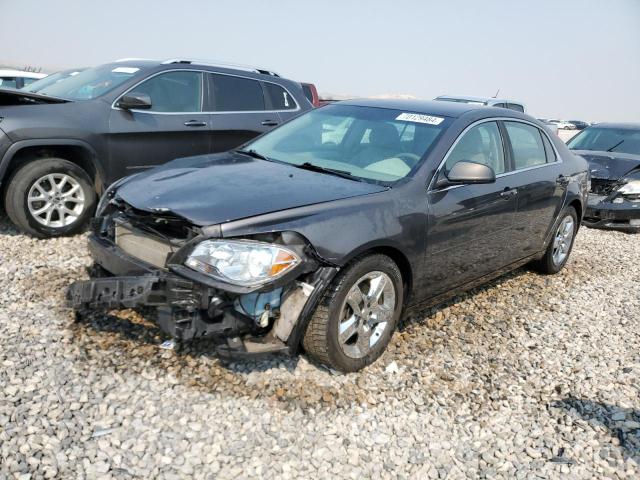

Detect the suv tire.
xmin=303 ymin=254 xmax=403 ymax=372
xmin=4 ymin=158 xmax=96 ymax=238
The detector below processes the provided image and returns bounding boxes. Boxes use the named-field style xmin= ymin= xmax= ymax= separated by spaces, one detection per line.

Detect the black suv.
xmin=0 ymin=59 xmax=311 ymax=237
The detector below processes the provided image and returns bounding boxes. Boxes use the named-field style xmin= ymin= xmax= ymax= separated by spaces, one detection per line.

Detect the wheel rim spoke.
xmin=368 ymin=274 xmax=387 ymax=301
xmin=339 ymin=316 xmax=358 ymax=343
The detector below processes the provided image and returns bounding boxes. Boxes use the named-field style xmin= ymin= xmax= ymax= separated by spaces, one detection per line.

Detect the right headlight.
xmin=618 ymin=179 xmax=640 ymax=196
xmin=185 ymin=240 xmax=300 ymax=287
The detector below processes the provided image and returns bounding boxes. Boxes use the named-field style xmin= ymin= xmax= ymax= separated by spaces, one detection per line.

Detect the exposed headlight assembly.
xmin=185 ymin=240 xmax=300 ymax=286
xmin=618 ymin=180 xmax=640 ymax=195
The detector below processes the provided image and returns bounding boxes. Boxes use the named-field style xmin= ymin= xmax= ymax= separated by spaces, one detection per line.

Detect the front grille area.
xmin=590 ymin=178 xmax=619 ymax=196
xmin=115 ymin=224 xmax=174 ymax=268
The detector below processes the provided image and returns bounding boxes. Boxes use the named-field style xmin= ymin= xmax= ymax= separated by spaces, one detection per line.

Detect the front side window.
xmin=245 ymin=104 xmax=451 ymax=183
xmin=129 ymin=71 xmax=203 ymax=112
xmin=505 ymin=121 xmax=547 ymax=169
xmin=264 ymin=83 xmax=296 ymax=110
xmin=445 ymin=122 xmax=506 ymax=174
xmin=210 ymin=74 xmax=264 ymax=112
xmin=567 ymin=127 xmax=640 ymax=156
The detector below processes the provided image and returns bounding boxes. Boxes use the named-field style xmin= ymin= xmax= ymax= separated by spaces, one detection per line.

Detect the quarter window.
xmin=210 ymin=74 xmax=265 ymax=112
xmin=505 ymin=122 xmax=547 ymax=169
xmin=507 ymin=103 xmax=525 ymax=113
xmin=128 ymin=71 xmax=203 ymax=112
xmin=445 ymin=122 xmax=505 ymax=175
xmin=264 ymin=82 xmax=296 ymax=110
xmin=541 ymin=133 xmax=557 ymax=163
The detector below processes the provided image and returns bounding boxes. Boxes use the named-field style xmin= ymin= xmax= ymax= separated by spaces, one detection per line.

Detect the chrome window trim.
xmin=428 ymin=117 xmax=562 ymax=192
xmin=111 ymin=68 xmax=300 ymax=115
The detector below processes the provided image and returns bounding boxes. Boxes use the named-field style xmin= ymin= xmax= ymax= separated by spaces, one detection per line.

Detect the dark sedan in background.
xmin=568 ymin=123 xmax=640 ymax=232
xmin=69 ymin=100 xmax=588 ymax=372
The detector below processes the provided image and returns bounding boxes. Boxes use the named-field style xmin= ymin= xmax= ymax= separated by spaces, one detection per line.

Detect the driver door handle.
xmin=184 ymin=120 xmax=207 ymax=127
xmin=261 ymin=120 xmax=278 ymax=126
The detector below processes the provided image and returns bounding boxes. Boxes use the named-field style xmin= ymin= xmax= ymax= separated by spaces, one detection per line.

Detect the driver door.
xmin=421 ymin=121 xmax=519 ymax=298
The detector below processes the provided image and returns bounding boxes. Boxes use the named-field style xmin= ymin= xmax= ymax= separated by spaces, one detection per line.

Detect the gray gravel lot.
xmin=0 ymin=214 xmax=638 ymax=479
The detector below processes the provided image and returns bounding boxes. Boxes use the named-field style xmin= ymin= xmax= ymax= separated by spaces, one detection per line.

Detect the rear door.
xmin=208 ymin=73 xmax=295 ymax=152
xmin=107 ymin=70 xmax=211 ymax=181
xmin=423 ymin=120 xmax=519 ymax=298
xmin=502 ymin=120 xmax=566 ymax=256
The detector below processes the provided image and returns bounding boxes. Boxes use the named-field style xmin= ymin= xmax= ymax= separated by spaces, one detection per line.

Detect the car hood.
xmin=116 ymin=153 xmax=389 ymax=226
xmin=0 ymin=88 xmax=68 ymax=106
xmin=573 ymin=150 xmax=640 ymax=180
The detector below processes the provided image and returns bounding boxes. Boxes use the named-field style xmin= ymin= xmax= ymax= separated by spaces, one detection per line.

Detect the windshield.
xmin=21 ymin=69 xmax=85 ymax=93
xmin=245 ymin=104 xmax=451 ymax=183
xmin=567 ymin=127 xmax=640 ymax=156
xmin=35 ymin=64 xmax=147 ymax=100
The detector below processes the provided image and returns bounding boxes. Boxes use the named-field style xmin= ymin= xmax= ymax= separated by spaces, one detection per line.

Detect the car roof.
xmin=338 ymin=98 xmax=520 ymax=118
xmin=589 ymin=122 xmax=640 ymax=130
xmin=436 ymin=94 xmax=524 ymax=105
xmin=0 ymin=69 xmax=47 ymax=79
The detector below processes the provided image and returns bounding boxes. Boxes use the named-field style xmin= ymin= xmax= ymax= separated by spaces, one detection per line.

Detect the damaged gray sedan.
xmin=68 ymin=99 xmax=588 ymax=372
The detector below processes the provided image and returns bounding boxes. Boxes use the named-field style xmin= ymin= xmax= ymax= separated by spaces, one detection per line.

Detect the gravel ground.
xmin=0 ymin=214 xmax=638 ymax=480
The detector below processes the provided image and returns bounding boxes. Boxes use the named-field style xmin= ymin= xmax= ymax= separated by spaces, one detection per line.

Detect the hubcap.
xmin=552 ymin=215 xmax=575 ymax=266
xmin=27 ymin=173 xmax=85 ymax=228
xmin=338 ymin=271 xmax=396 ymax=359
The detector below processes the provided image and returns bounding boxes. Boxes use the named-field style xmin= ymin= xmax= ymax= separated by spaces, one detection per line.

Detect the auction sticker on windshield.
xmin=396 ymin=113 xmax=444 ymax=125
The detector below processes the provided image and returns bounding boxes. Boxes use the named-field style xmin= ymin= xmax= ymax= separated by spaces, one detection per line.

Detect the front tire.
xmin=303 ymin=254 xmax=403 ymax=372
xmin=4 ymin=158 xmax=96 ymax=238
xmin=530 ymin=206 xmax=578 ymax=274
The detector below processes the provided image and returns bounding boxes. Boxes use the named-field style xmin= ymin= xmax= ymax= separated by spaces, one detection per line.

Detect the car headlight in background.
xmin=185 ymin=240 xmax=300 ymax=286
xmin=618 ymin=180 xmax=640 ymax=201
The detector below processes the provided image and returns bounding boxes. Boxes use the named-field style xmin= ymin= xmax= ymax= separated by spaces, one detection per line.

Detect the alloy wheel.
xmin=338 ymin=271 xmax=396 ymax=359
xmin=27 ymin=173 xmax=85 ymax=228
xmin=552 ymin=215 xmax=575 ymax=266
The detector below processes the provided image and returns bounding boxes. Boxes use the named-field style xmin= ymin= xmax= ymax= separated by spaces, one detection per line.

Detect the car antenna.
xmin=492 ymin=89 xmax=500 ymax=98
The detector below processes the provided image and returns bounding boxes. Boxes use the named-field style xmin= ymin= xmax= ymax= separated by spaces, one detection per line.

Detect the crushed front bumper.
xmin=67 ymin=233 xmax=338 ymax=357
xmin=583 ymin=194 xmax=640 ymax=232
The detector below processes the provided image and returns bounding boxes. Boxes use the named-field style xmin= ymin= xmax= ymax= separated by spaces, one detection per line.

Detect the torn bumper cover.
xmin=583 ymin=194 xmax=640 ymax=232
xmin=67 ymin=232 xmax=338 ymax=357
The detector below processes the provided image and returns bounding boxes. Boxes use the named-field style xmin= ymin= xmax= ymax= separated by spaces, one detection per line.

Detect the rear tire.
xmin=4 ymin=158 xmax=96 ymax=238
xmin=530 ymin=206 xmax=578 ymax=274
xmin=303 ymin=254 xmax=403 ymax=372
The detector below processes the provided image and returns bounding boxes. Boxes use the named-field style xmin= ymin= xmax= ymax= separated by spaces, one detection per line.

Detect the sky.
xmin=1 ymin=0 xmax=639 ymax=122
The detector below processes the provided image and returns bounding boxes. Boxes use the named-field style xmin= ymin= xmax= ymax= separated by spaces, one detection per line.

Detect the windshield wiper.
xmin=295 ymin=162 xmax=362 ymax=182
xmin=606 ymin=140 xmax=625 ymax=152
xmin=235 ymin=149 xmax=270 ymax=161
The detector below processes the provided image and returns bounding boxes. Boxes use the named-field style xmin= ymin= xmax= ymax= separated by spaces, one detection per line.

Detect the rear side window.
xmin=445 ymin=121 xmax=506 ymax=174
xmin=130 ymin=71 xmax=203 ymax=112
xmin=210 ymin=74 xmax=264 ymax=112
xmin=264 ymin=82 xmax=296 ymax=110
xmin=507 ymin=103 xmax=525 ymax=113
xmin=541 ymin=133 xmax=557 ymax=162
xmin=493 ymin=103 xmax=507 ymax=108
xmin=505 ymin=122 xmax=546 ymax=169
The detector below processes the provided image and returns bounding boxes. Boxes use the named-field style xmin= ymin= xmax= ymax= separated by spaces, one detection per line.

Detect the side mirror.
xmin=436 ymin=161 xmax=496 ymax=188
xmin=116 ymin=92 xmax=152 ymax=110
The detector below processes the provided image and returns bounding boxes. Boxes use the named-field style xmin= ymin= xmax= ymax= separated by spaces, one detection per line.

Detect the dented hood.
xmin=574 ymin=150 xmax=640 ymax=180
xmin=116 ymin=153 xmax=388 ymax=226
xmin=0 ymin=88 xmax=68 ymax=106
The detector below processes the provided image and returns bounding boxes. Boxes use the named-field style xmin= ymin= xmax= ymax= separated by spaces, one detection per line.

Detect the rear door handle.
xmin=556 ymin=175 xmax=570 ymax=186
xmin=261 ymin=120 xmax=278 ymax=126
xmin=184 ymin=120 xmax=207 ymax=127
xmin=500 ymin=188 xmax=518 ymax=198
